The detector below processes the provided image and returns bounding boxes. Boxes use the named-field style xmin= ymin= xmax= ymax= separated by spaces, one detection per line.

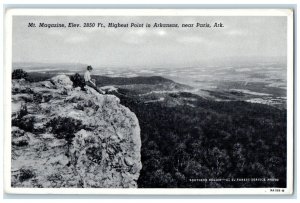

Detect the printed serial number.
xmin=270 ymin=189 xmax=285 ymax=192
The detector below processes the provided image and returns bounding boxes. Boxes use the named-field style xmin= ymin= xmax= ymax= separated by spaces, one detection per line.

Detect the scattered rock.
xmin=124 ymin=157 xmax=134 ymax=166
xmin=101 ymin=86 xmax=118 ymax=93
xmin=12 ymin=136 xmax=29 ymax=147
xmin=39 ymin=81 xmax=55 ymax=89
xmin=12 ymin=126 xmax=25 ymax=138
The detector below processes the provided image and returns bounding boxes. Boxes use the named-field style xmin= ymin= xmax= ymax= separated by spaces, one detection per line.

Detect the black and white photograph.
xmin=4 ymin=9 xmax=294 ymax=194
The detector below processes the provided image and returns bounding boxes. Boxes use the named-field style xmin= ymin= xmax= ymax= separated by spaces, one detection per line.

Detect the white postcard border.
xmin=4 ymin=8 xmax=294 ymax=195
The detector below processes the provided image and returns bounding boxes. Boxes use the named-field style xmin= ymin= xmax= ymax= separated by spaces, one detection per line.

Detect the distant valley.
xmin=14 ymin=61 xmax=287 ymax=109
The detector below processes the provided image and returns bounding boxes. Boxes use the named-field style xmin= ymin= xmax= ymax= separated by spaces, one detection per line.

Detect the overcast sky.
xmin=13 ymin=16 xmax=287 ymax=68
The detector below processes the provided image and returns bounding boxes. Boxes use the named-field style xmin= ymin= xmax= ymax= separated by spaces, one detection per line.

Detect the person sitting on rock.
xmin=84 ymin=65 xmax=105 ymax=94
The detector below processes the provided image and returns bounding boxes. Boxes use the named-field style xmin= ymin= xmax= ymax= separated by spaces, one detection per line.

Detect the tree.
xmin=12 ymin=69 xmax=28 ymax=80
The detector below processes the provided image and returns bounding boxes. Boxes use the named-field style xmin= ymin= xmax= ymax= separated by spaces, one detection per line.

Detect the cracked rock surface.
xmin=11 ymin=75 xmax=142 ymax=188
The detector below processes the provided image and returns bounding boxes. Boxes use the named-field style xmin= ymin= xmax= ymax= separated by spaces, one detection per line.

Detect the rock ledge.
xmin=11 ymin=75 xmax=142 ymax=188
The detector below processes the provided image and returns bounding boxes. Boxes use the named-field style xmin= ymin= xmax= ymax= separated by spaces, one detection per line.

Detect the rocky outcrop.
xmin=11 ymin=76 xmax=142 ymax=188
xmin=50 ymin=75 xmax=73 ymax=90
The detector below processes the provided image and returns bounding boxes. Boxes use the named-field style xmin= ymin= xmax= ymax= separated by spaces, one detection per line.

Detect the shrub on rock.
xmin=19 ymin=168 xmax=35 ymax=182
xmin=70 ymin=73 xmax=86 ymax=90
xmin=47 ymin=116 xmax=83 ymax=143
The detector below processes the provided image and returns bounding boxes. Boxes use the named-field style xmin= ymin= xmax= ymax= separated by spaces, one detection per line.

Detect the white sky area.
xmin=13 ymin=16 xmax=287 ymax=68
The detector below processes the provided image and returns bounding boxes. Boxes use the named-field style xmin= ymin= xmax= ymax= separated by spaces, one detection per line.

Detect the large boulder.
xmin=50 ymin=75 xmax=73 ymax=89
xmin=11 ymin=75 xmax=142 ymax=188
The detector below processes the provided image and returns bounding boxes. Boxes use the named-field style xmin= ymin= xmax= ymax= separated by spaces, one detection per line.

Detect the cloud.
xmin=177 ymin=36 xmax=205 ymax=44
xmin=128 ymin=29 xmax=166 ymax=37
xmin=124 ymin=36 xmax=144 ymax=44
xmin=226 ymin=30 xmax=244 ymax=36
xmin=134 ymin=29 xmax=147 ymax=36
xmin=81 ymin=28 xmax=99 ymax=33
xmin=156 ymin=30 xmax=167 ymax=36
xmin=127 ymin=28 xmax=148 ymax=37
xmin=47 ymin=29 xmax=65 ymax=36
xmin=123 ymin=29 xmax=167 ymax=44
xmin=122 ymin=29 xmax=147 ymax=44
xmin=64 ymin=35 xmax=88 ymax=44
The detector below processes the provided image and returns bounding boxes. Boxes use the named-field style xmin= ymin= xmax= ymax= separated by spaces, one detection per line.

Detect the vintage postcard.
xmin=4 ymin=8 xmax=294 ymax=195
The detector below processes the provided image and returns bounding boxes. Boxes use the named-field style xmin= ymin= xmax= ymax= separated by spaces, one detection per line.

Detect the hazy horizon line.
xmin=12 ymin=55 xmax=287 ymax=69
